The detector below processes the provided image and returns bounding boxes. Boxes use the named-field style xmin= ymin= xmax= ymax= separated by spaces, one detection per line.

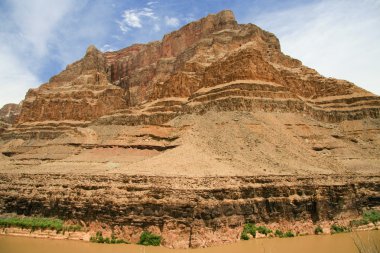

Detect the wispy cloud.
xmin=118 ymin=7 xmax=158 ymax=32
xmin=101 ymin=44 xmax=117 ymax=52
xmin=147 ymin=1 xmax=158 ymax=6
xmin=252 ymin=0 xmax=380 ymax=95
xmin=8 ymin=0 xmax=77 ymax=57
xmin=165 ymin=16 xmax=180 ymax=27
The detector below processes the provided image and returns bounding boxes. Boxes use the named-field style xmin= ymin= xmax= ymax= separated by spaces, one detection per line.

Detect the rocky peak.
xmin=0 ymin=103 xmax=21 ymax=124
xmin=81 ymin=44 xmax=106 ymax=73
xmin=13 ymin=10 xmax=380 ymax=124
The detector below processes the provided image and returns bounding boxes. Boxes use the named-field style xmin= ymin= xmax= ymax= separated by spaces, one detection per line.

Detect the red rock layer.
xmin=15 ymin=10 xmax=380 ymax=124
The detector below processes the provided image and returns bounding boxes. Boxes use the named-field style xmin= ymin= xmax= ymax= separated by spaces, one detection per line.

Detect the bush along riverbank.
xmin=0 ymin=216 xmax=81 ymax=233
xmin=90 ymin=231 xmax=129 ymax=244
xmin=0 ymin=215 xmax=163 ymax=247
xmin=240 ymin=209 xmax=380 ymax=241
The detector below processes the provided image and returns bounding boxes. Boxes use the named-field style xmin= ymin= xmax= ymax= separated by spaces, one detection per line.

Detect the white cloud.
xmin=165 ymin=16 xmax=180 ymax=27
xmin=0 ymin=0 xmax=114 ymax=107
xmin=9 ymin=0 xmax=76 ymax=57
xmin=118 ymin=7 xmax=157 ymax=33
xmin=147 ymin=1 xmax=158 ymax=6
xmin=153 ymin=24 xmax=161 ymax=32
xmin=252 ymin=0 xmax=380 ymax=95
xmin=0 ymin=45 xmax=40 ymax=106
xmin=100 ymin=44 xmax=117 ymax=52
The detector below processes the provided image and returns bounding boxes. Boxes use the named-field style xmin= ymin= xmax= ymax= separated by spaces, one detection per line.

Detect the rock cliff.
xmin=0 ymin=103 xmax=20 ymax=124
xmin=0 ymin=10 xmax=380 ymax=248
xmin=15 ymin=10 xmax=380 ymax=124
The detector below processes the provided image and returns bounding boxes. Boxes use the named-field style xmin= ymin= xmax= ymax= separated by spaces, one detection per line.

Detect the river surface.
xmin=1 ymin=230 xmax=379 ymax=253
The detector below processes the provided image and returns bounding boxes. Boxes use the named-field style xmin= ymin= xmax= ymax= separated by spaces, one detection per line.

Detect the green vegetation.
xmin=283 ymin=231 xmax=295 ymax=237
xmin=257 ymin=225 xmax=272 ymax=235
xmin=90 ymin=231 xmax=128 ymax=244
xmin=314 ymin=225 xmax=323 ymax=235
xmin=350 ymin=210 xmax=380 ymax=228
xmin=138 ymin=231 xmax=162 ymax=246
xmin=350 ymin=219 xmax=370 ymax=227
xmin=240 ymin=223 xmax=272 ymax=240
xmin=0 ymin=216 xmax=81 ymax=232
xmin=274 ymin=229 xmax=294 ymax=238
xmin=330 ymin=224 xmax=350 ymax=234
xmin=275 ymin=229 xmax=283 ymax=237
xmin=362 ymin=210 xmax=380 ymax=224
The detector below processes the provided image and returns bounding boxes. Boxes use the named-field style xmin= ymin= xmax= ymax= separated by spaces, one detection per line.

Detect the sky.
xmin=0 ymin=0 xmax=379 ymax=107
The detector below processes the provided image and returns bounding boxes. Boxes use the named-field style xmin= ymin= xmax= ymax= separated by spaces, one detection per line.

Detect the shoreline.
xmin=1 ymin=219 xmax=379 ymax=249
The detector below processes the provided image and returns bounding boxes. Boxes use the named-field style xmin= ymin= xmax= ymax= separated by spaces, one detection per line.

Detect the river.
xmin=0 ymin=230 xmax=379 ymax=253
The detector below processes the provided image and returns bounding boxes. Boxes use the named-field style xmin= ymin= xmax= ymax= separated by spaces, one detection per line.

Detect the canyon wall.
xmin=10 ymin=10 xmax=379 ymax=125
xmin=1 ymin=10 xmax=380 ymax=249
xmin=0 ymin=174 xmax=379 ymax=248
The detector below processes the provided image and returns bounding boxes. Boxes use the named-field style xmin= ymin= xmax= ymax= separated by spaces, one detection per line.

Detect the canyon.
xmin=0 ymin=10 xmax=379 ymax=248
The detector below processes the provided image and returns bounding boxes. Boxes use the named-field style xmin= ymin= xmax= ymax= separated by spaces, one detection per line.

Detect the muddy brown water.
xmin=0 ymin=230 xmax=379 ymax=253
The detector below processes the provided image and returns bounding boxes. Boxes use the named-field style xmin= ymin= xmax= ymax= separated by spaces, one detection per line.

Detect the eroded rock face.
xmin=0 ymin=103 xmax=21 ymax=124
xmin=0 ymin=174 xmax=379 ymax=248
xmin=17 ymin=46 xmax=127 ymax=123
xmin=14 ymin=10 xmax=380 ymax=124
xmin=1 ymin=10 xmax=380 ymax=249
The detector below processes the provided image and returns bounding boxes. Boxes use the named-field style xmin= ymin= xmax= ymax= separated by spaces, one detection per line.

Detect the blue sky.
xmin=0 ymin=0 xmax=379 ymax=107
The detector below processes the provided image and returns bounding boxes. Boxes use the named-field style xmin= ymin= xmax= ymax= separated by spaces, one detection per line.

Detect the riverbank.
xmin=1 ymin=213 xmax=379 ymax=248
xmin=1 ymin=230 xmax=380 ymax=253
xmin=1 ymin=174 xmax=380 ymax=248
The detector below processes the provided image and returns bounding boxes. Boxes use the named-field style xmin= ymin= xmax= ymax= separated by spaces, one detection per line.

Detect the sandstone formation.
xmin=0 ymin=103 xmax=20 ymax=124
xmin=17 ymin=46 xmax=127 ymax=123
xmin=0 ymin=10 xmax=379 ymax=248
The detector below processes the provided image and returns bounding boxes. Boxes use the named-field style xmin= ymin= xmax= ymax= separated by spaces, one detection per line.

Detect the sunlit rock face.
xmin=1 ymin=10 xmax=380 ymax=249
xmin=16 ymin=10 xmax=380 ymax=124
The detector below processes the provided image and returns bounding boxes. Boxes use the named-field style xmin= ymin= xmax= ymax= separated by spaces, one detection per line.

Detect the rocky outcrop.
xmin=17 ymin=46 xmax=128 ymax=123
xmin=12 ymin=10 xmax=380 ymax=125
xmin=0 ymin=174 xmax=379 ymax=248
xmin=1 ymin=10 xmax=380 ymax=249
xmin=0 ymin=103 xmax=21 ymax=124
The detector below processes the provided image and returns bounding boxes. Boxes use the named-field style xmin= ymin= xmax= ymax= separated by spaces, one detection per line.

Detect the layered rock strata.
xmin=12 ymin=10 xmax=380 ymax=126
xmin=17 ymin=46 xmax=127 ymax=123
xmin=1 ymin=9 xmax=380 ymax=249
xmin=0 ymin=174 xmax=379 ymax=248
xmin=0 ymin=103 xmax=20 ymax=124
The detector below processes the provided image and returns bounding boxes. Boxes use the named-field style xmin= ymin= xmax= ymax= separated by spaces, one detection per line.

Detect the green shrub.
xmin=275 ymin=229 xmax=283 ymax=237
xmin=257 ymin=226 xmax=272 ymax=235
xmin=283 ymin=231 xmax=295 ymax=238
xmin=138 ymin=231 xmax=162 ymax=246
xmin=349 ymin=210 xmax=380 ymax=228
xmin=350 ymin=219 xmax=369 ymax=227
xmin=0 ymin=216 xmax=81 ymax=232
xmin=274 ymin=229 xmax=294 ymax=238
xmin=241 ymin=223 xmax=266 ymax=240
xmin=314 ymin=225 xmax=323 ymax=235
xmin=240 ymin=232 xmax=250 ymax=240
xmin=362 ymin=210 xmax=380 ymax=224
xmin=331 ymin=224 xmax=349 ymax=234
xmin=90 ymin=231 xmax=128 ymax=244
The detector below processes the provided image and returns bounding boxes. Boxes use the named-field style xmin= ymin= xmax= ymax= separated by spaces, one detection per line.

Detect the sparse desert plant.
xmin=241 ymin=223 xmax=257 ymax=240
xmin=314 ymin=225 xmax=323 ymax=235
xmin=283 ymin=231 xmax=295 ymax=238
xmin=350 ymin=210 xmax=380 ymax=228
xmin=275 ymin=229 xmax=283 ymax=237
xmin=331 ymin=224 xmax=349 ymax=234
xmin=257 ymin=225 xmax=272 ymax=235
xmin=363 ymin=210 xmax=380 ymax=224
xmin=240 ymin=223 xmax=272 ymax=240
xmin=138 ymin=231 xmax=162 ymax=246
xmin=274 ymin=229 xmax=294 ymax=238
xmin=90 ymin=231 xmax=128 ymax=244
xmin=0 ymin=216 xmax=81 ymax=232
